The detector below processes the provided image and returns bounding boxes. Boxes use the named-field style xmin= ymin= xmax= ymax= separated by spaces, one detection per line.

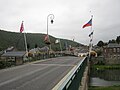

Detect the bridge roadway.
xmin=0 ymin=56 xmax=84 ymax=90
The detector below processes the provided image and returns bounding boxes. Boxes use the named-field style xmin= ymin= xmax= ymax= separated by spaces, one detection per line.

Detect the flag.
xmin=89 ymin=31 xmax=93 ymax=37
xmin=82 ymin=18 xmax=92 ymax=28
xmin=20 ymin=21 xmax=24 ymax=33
xmin=90 ymin=38 xmax=92 ymax=42
xmin=44 ymin=34 xmax=51 ymax=45
xmin=55 ymin=39 xmax=60 ymax=44
xmin=44 ymin=34 xmax=49 ymax=41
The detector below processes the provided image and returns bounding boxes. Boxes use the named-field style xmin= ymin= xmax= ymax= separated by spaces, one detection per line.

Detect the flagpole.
xmin=91 ymin=15 xmax=93 ymax=51
xmin=20 ymin=21 xmax=28 ymax=57
xmin=59 ymin=39 xmax=63 ymax=55
xmin=24 ymin=32 xmax=28 ymax=53
xmin=55 ymin=39 xmax=63 ymax=56
xmin=89 ymin=15 xmax=93 ymax=59
xmin=22 ymin=21 xmax=28 ymax=55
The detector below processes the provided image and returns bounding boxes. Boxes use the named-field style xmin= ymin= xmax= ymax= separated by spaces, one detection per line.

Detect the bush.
xmin=0 ymin=61 xmax=6 ymax=69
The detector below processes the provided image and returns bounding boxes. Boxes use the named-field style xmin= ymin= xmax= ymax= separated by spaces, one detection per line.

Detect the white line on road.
xmin=32 ymin=63 xmax=75 ymax=67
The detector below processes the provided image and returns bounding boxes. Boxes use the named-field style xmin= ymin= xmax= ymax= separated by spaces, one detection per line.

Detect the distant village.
xmin=0 ymin=32 xmax=120 ymax=69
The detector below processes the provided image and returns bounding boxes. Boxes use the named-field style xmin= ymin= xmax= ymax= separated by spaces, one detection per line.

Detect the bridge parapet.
xmin=52 ymin=56 xmax=88 ymax=90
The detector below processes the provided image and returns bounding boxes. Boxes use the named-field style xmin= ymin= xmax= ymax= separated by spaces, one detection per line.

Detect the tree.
xmin=111 ymin=39 xmax=116 ymax=43
xmin=108 ymin=39 xmax=116 ymax=43
xmin=116 ymin=36 xmax=120 ymax=44
xmin=35 ymin=44 xmax=38 ymax=48
xmin=104 ymin=42 xmax=108 ymax=46
xmin=27 ymin=43 xmax=30 ymax=51
xmin=97 ymin=40 xmax=104 ymax=47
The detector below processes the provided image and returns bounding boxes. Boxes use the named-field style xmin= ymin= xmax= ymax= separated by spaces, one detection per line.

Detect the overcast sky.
xmin=0 ymin=0 xmax=120 ymax=45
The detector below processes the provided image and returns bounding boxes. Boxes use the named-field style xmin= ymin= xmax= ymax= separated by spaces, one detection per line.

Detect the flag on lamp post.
xmin=55 ymin=39 xmax=60 ymax=44
xmin=20 ymin=21 xmax=24 ymax=33
xmin=44 ymin=34 xmax=49 ymax=42
xmin=44 ymin=34 xmax=51 ymax=45
xmin=82 ymin=18 xmax=92 ymax=28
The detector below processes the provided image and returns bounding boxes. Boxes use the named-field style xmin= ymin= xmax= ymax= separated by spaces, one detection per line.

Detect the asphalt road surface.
xmin=0 ymin=56 xmax=83 ymax=90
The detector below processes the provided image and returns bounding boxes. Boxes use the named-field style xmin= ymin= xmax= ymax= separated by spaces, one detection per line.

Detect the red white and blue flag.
xmin=82 ymin=18 xmax=92 ymax=28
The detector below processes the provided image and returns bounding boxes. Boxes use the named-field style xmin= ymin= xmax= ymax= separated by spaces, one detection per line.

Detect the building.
xmin=103 ymin=43 xmax=120 ymax=64
xmin=1 ymin=51 xmax=27 ymax=65
xmin=77 ymin=49 xmax=88 ymax=57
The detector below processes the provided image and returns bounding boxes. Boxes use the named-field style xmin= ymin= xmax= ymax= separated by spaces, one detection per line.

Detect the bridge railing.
xmin=52 ymin=56 xmax=88 ymax=90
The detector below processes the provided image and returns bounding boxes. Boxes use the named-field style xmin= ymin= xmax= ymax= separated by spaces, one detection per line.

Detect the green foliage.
xmin=0 ymin=61 xmax=6 ymax=69
xmin=0 ymin=61 xmax=14 ymax=69
xmin=96 ymin=35 xmax=120 ymax=47
xmin=0 ymin=30 xmax=81 ymax=51
xmin=95 ymin=49 xmax=102 ymax=56
xmin=108 ymin=39 xmax=116 ymax=43
xmin=97 ymin=40 xmax=104 ymax=47
xmin=116 ymin=36 xmax=120 ymax=44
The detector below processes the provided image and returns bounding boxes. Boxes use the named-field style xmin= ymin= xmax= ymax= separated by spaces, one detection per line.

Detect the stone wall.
xmin=105 ymin=55 xmax=120 ymax=64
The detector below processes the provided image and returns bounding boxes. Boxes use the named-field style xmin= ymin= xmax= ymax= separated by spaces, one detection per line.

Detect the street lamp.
xmin=47 ymin=14 xmax=54 ymax=35
xmin=45 ymin=14 xmax=55 ymax=45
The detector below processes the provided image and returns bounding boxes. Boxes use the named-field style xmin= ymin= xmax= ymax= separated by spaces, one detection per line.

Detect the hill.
xmin=0 ymin=30 xmax=83 ymax=51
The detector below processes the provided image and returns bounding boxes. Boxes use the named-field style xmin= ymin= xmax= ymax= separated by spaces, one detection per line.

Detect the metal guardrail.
xmin=52 ymin=56 xmax=88 ymax=90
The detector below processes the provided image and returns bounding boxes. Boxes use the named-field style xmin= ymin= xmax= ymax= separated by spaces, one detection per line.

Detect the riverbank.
xmin=91 ymin=65 xmax=120 ymax=70
xmin=89 ymin=64 xmax=120 ymax=89
xmin=89 ymin=85 xmax=120 ymax=90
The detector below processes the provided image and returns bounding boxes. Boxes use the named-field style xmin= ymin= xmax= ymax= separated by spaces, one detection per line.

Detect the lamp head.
xmin=51 ymin=20 xmax=54 ymax=24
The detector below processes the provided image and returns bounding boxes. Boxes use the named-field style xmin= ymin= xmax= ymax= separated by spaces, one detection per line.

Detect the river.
xmin=89 ymin=69 xmax=120 ymax=86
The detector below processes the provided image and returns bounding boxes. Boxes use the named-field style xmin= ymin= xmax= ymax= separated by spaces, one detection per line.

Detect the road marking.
xmin=32 ymin=63 xmax=75 ymax=67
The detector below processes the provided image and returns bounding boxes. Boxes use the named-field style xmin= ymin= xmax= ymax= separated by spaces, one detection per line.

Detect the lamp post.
xmin=47 ymin=14 xmax=54 ymax=35
xmin=46 ymin=14 xmax=55 ymax=51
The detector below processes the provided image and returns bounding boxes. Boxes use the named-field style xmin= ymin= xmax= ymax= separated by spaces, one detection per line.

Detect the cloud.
xmin=0 ymin=0 xmax=120 ymax=45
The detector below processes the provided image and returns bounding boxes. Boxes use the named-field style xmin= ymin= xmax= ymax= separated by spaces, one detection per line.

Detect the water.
xmin=89 ymin=69 xmax=120 ymax=86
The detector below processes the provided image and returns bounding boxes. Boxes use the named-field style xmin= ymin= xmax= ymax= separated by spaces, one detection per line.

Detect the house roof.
xmin=2 ymin=51 xmax=26 ymax=57
xmin=79 ymin=49 xmax=88 ymax=53
xmin=108 ymin=43 xmax=120 ymax=48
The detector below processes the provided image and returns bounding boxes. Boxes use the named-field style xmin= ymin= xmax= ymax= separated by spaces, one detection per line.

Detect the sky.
xmin=0 ymin=0 xmax=120 ymax=45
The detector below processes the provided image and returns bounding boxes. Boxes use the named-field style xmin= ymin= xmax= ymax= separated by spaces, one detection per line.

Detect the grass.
xmin=89 ymin=86 xmax=120 ymax=90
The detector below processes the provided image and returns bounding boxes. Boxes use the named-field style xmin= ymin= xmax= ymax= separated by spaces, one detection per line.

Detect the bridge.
xmin=0 ymin=56 xmax=89 ymax=90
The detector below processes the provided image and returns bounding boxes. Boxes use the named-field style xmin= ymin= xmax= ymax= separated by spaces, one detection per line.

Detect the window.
xmin=118 ymin=55 xmax=120 ymax=59
xmin=117 ymin=48 xmax=120 ymax=52
xmin=109 ymin=48 xmax=112 ymax=53
xmin=113 ymin=48 xmax=116 ymax=53
xmin=104 ymin=49 xmax=106 ymax=53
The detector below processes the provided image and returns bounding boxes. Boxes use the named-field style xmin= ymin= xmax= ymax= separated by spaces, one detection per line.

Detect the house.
xmin=77 ymin=49 xmax=88 ymax=57
xmin=28 ymin=46 xmax=49 ymax=57
xmin=1 ymin=51 xmax=27 ymax=65
xmin=103 ymin=43 xmax=120 ymax=64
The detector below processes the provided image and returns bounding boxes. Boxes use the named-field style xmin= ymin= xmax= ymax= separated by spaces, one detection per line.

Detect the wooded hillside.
xmin=0 ymin=30 xmax=82 ymax=51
